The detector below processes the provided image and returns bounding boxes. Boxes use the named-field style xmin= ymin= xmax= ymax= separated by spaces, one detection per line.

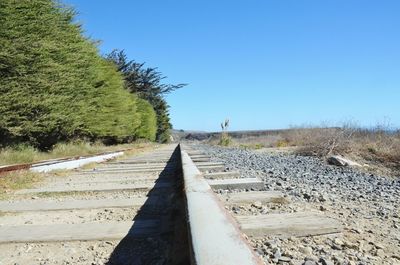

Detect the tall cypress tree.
xmin=106 ymin=50 xmax=186 ymax=143
xmin=0 ymin=0 xmax=154 ymax=149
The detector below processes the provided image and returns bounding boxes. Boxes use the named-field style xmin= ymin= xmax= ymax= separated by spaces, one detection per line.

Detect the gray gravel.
xmin=196 ymin=144 xmax=400 ymax=265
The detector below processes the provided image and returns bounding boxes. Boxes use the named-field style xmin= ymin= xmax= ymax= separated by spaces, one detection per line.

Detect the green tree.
xmin=0 ymin=0 xmax=155 ymax=149
xmin=136 ymin=98 xmax=157 ymax=141
xmin=106 ymin=50 xmax=186 ymax=142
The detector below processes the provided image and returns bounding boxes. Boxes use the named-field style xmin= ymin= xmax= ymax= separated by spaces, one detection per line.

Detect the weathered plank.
xmin=190 ymin=155 xmax=211 ymax=159
xmin=194 ymin=162 xmax=225 ymax=167
xmin=16 ymin=181 xmax=172 ymax=194
xmin=77 ymin=168 xmax=176 ymax=174
xmin=81 ymin=165 xmax=175 ymax=172
xmin=208 ymin=178 xmax=264 ymax=190
xmin=45 ymin=174 xmax=166 ymax=185
xmin=197 ymin=165 xmax=226 ymax=172
xmin=107 ymin=161 xmax=174 ymax=166
xmin=187 ymin=152 xmax=207 ymax=156
xmin=204 ymin=171 xmax=241 ymax=179
xmin=0 ymin=197 xmax=157 ymax=212
xmin=220 ymin=191 xmax=289 ymax=204
xmin=236 ymin=212 xmax=343 ymax=238
xmin=0 ymin=220 xmax=160 ymax=243
xmin=191 ymin=157 xmax=211 ymax=162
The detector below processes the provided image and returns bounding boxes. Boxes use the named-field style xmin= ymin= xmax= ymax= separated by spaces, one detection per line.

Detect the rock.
xmin=319 ymin=258 xmax=334 ymax=265
xmin=274 ymin=248 xmax=282 ymax=260
xmin=304 ymin=256 xmax=318 ymax=262
xmin=299 ymin=246 xmax=313 ymax=256
xmin=256 ymin=248 xmax=264 ymax=256
xmin=265 ymin=240 xmax=279 ymax=249
xmin=392 ymin=254 xmax=400 ymax=260
xmin=278 ymin=256 xmax=292 ymax=263
xmin=332 ymin=256 xmax=344 ymax=264
xmin=303 ymin=193 xmax=312 ymax=200
xmin=350 ymin=227 xmax=362 ymax=234
xmin=358 ymin=241 xmax=373 ymax=253
xmin=252 ymin=201 xmax=263 ymax=209
xmin=373 ymin=243 xmax=384 ymax=250
xmin=303 ymin=261 xmax=317 ymax=265
xmin=327 ymin=155 xmax=361 ymax=167
xmin=283 ymin=249 xmax=294 ymax=258
xmin=333 ymin=238 xmax=344 ymax=246
xmin=330 ymin=238 xmax=343 ymax=250
xmin=343 ymin=240 xmax=358 ymax=250
xmin=318 ymin=194 xmax=327 ymax=202
xmin=374 ymin=249 xmax=385 ymax=258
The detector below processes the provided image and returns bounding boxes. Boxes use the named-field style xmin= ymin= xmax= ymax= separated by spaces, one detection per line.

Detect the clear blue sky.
xmin=64 ymin=0 xmax=400 ymax=131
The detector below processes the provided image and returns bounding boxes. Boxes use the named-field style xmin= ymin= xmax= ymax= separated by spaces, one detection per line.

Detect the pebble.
xmin=299 ymin=246 xmax=313 ymax=256
xmin=333 ymin=238 xmax=343 ymax=246
xmin=278 ymin=256 xmax=292 ymax=263
xmin=319 ymin=258 xmax=334 ymax=265
xmin=252 ymin=201 xmax=263 ymax=209
xmin=274 ymin=248 xmax=282 ymax=260
xmin=375 ymin=249 xmax=385 ymax=258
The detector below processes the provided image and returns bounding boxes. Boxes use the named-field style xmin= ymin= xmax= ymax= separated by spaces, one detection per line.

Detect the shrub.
xmin=219 ymin=134 xmax=232 ymax=146
xmin=276 ymin=140 xmax=289 ymax=148
xmin=0 ymin=144 xmax=43 ymax=165
xmin=293 ymin=127 xmax=354 ymax=156
xmin=218 ymin=119 xmax=232 ymax=146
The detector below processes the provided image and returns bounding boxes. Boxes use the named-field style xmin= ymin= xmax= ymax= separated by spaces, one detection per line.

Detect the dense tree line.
xmin=0 ymin=0 xmax=180 ymax=149
xmin=106 ymin=50 xmax=186 ymax=143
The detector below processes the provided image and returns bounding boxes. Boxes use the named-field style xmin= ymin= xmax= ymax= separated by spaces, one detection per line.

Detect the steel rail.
xmin=179 ymin=145 xmax=264 ymax=265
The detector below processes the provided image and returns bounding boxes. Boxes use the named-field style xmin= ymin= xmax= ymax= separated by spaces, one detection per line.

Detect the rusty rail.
xmin=0 ymin=149 xmax=132 ymax=176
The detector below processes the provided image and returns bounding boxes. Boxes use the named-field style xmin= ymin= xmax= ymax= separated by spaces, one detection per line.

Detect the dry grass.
xmin=226 ymin=125 xmax=400 ymax=176
xmin=290 ymin=127 xmax=400 ymax=176
xmin=209 ymin=134 xmax=285 ymax=149
xmin=234 ymin=135 xmax=285 ymax=148
xmin=0 ymin=141 xmax=155 ymax=166
xmin=0 ymin=142 xmax=159 ymax=199
xmin=0 ymin=170 xmax=44 ymax=199
xmin=287 ymin=127 xmax=400 ymax=161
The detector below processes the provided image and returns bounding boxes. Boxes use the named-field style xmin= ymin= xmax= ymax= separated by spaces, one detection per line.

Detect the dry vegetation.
xmin=0 ymin=170 xmax=45 ymax=199
xmin=0 ymin=142 xmax=158 ymax=200
xmin=0 ymin=141 xmax=154 ymax=166
xmin=212 ymin=126 xmax=400 ymax=176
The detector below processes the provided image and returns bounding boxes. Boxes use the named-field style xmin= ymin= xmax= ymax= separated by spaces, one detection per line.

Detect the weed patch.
xmin=0 ymin=170 xmax=44 ymax=199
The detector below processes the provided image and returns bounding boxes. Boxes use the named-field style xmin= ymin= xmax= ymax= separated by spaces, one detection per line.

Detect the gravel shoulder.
xmin=197 ymin=144 xmax=400 ymax=265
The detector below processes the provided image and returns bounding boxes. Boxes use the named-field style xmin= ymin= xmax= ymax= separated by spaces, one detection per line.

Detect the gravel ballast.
xmin=197 ymin=144 xmax=400 ymax=265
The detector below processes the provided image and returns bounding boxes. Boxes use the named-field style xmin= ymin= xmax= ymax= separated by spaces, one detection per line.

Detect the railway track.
xmin=0 ymin=144 xmax=342 ymax=265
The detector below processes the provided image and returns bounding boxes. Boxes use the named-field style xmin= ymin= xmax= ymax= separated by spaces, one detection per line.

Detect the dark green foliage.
xmin=106 ymin=50 xmax=186 ymax=143
xmin=0 ymin=0 xmax=156 ymax=149
xmin=136 ymin=99 xmax=157 ymax=141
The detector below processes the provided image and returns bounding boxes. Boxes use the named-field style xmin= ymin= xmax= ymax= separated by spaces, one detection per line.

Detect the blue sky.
xmin=64 ymin=0 xmax=400 ymax=131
